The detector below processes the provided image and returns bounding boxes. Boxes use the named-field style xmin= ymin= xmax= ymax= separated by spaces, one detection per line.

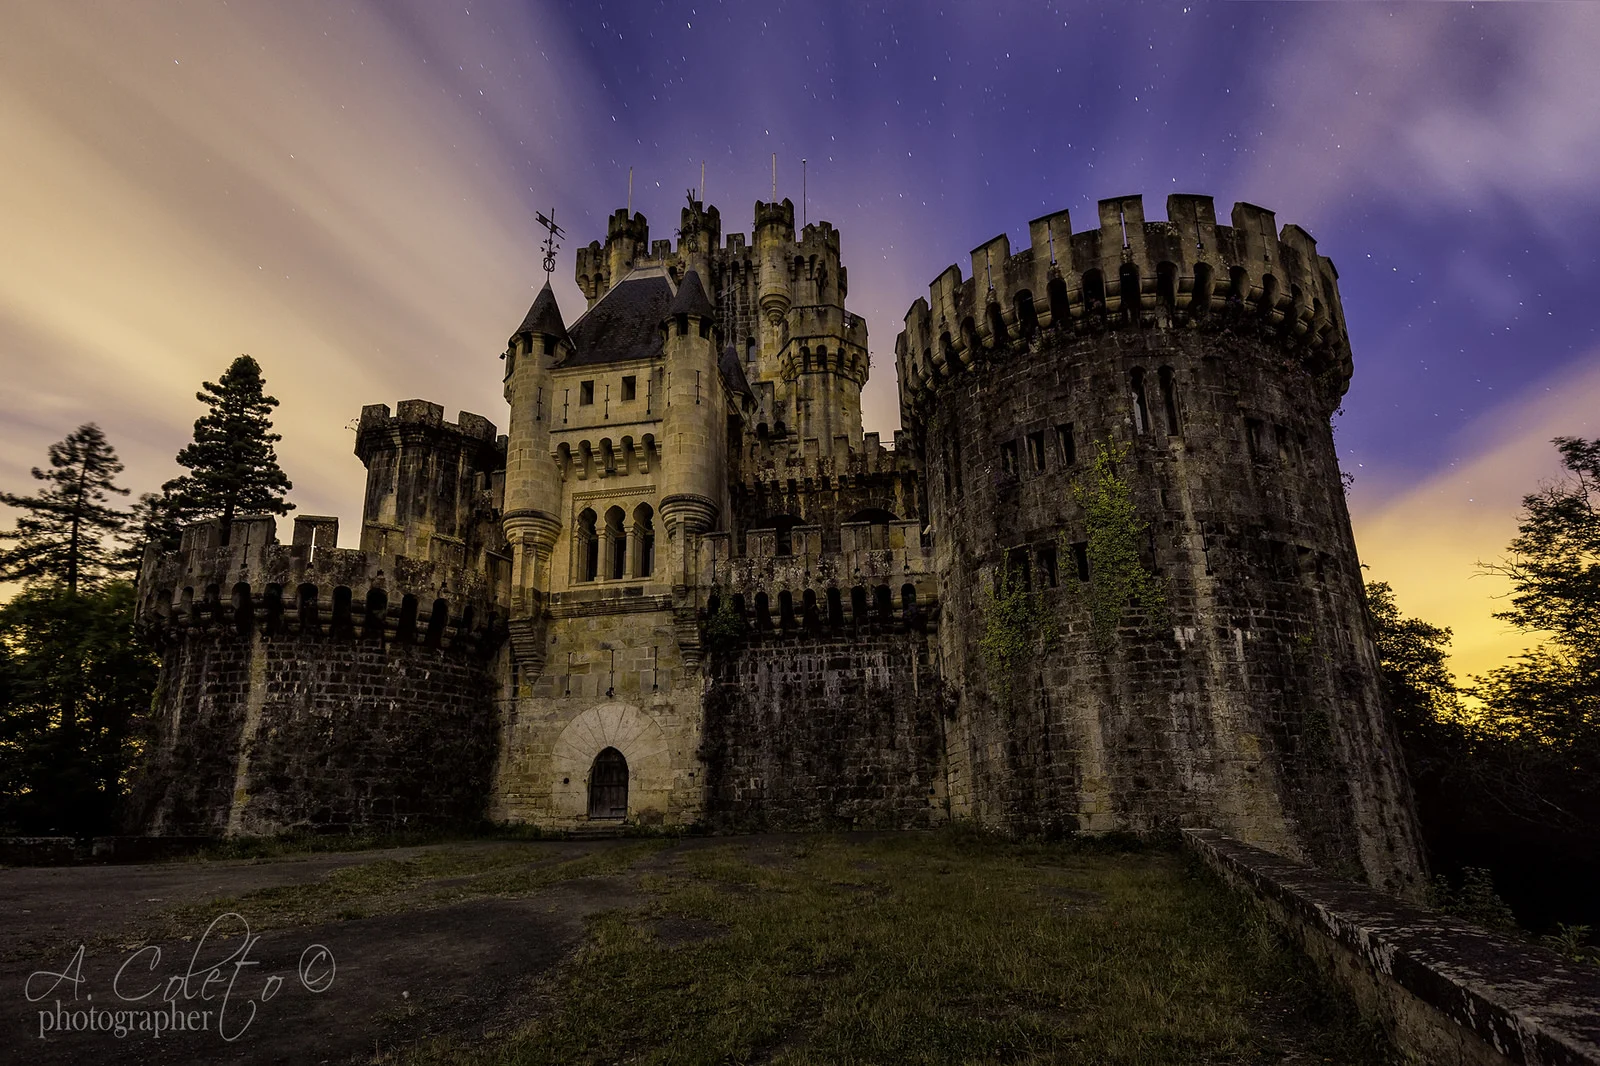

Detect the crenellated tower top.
xmin=895 ymin=193 xmax=1353 ymax=436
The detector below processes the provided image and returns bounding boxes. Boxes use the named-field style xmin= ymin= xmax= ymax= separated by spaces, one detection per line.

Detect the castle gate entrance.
xmin=588 ymin=747 xmax=629 ymax=820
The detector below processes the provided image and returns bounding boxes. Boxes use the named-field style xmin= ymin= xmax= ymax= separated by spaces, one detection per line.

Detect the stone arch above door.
xmin=550 ymin=703 xmax=671 ymax=821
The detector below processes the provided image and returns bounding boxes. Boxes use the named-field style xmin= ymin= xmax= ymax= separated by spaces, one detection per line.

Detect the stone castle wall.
xmin=702 ymin=625 xmax=947 ymax=831
xmin=128 ymin=514 xmax=505 ymax=836
xmin=899 ymin=195 xmax=1425 ymax=896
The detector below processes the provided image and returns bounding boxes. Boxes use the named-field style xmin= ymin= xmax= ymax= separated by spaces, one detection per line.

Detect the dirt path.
xmin=0 ymin=839 xmax=652 ymax=1065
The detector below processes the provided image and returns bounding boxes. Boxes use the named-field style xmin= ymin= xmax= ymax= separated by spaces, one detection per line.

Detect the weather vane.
xmin=535 ymin=208 xmax=565 ymax=280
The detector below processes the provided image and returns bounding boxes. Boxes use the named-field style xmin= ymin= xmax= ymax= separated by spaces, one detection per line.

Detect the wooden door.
xmin=588 ymin=748 xmax=628 ymax=820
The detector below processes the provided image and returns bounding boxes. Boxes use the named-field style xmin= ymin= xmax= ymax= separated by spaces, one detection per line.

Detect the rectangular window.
xmin=1027 ymin=431 xmax=1046 ymax=472
xmin=1037 ymin=545 xmax=1059 ymax=588
xmin=1056 ymin=423 xmax=1076 ymax=465
xmin=1244 ymin=417 xmax=1264 ymax=460
xmin=1071 ymin=541 xmax=1090 ymax=582
xmin=1000 ymin=440 xmax=1019 ymax=476
xmin=621 ymin=376 xmax=636 ymax=402
xmin=579 ymin=380 xmax=595 ymax=406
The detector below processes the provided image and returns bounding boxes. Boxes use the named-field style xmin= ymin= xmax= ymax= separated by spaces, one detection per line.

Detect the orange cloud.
xmin=1348 ymin=352 xmax=1600 ymax=683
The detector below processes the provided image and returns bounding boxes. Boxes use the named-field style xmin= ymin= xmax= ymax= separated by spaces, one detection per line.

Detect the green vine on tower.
xmin=1065 ymin=438 xmax=1167 ymax=645
xmin=978 ymin=564 xmax=1053 ymax=706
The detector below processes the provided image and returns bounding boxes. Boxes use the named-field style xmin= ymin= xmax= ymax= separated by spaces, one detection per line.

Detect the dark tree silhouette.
xmin=0 ymin=423 xmax=130 ymax=594
xmin=162 ymin=354 xmax=294 ymax=540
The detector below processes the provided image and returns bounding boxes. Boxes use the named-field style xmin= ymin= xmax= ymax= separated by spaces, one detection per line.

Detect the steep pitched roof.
xmin=512 ymin=282 xmax=570 ymax=347
xmin=720 ymin=344 xmax=755 ymax=404
xmin=667 ymin=269 xmax=715 ymax=319
xmin=563 ymin=272 xmax=675 ymax=367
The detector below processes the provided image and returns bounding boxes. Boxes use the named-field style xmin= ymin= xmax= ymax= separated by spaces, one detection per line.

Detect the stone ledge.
xmin=1182 ymin=828 xmax=1600 ymax=1066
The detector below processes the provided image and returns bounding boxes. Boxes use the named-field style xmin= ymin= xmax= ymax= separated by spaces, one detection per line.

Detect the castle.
xmin=131 ymin=191 xmax=1426 ymax=894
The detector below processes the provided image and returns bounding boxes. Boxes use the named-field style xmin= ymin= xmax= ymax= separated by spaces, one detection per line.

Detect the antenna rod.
xmin=802 ymin=158 xmax=807 ymax=227
xmin=700 ymin=160 xmax=705 ymax=201
xmin=627 ymin=167 xmax=633 ymax=214
xmin=771 ymin=153 xmax=776 ymax=201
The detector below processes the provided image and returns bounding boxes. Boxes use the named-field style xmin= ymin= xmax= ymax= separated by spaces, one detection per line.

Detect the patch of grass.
xmin=157 ymin=841 xmax=667 ymax=934
xmin=188 ymin=822 xmax=570 ymax=863
xmin=382 ymin=833 xmax=1396 ymax=1066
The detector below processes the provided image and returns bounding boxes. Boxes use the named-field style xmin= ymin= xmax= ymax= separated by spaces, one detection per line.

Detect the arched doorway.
xmin=588 ymin=747 xmax=628 ymax=820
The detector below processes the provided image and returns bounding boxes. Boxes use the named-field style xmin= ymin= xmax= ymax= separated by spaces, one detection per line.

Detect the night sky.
xmin=2 ymin=1 xmax=1596 ymax=680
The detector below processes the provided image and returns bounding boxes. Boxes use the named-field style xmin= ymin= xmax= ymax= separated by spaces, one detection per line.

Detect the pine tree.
xmin=0 ymin=423 xmax=130 ymax=594
xmin=163 ymin=355 xmax=294 ymax=539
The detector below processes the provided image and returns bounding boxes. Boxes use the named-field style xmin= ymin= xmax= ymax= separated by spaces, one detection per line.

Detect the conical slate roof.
xmin=667 ymin=269 xmax=716 ymax=319
xmin=513 ymin=282 xmax=570 ymax=347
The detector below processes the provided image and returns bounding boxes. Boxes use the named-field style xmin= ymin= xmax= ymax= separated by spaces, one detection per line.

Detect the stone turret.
xmin=354 ymin=400 xmax=500 ymax=568
xmin=502 ymin=282 xmax=571 ymax=667
xmin=676 ymin=197 xmax=720 ymax=286
xmin=754 ymin=198 xmax=795 ymax=327
xmin=575 ymin=209 xmax=651 ymax=309
xmin=658 ymin=269 xmax=725 ymax=560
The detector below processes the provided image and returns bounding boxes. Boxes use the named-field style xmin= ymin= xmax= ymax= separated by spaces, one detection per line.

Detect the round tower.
xmin=658 ymin=269 xmax=724 ymax=570
xmin=502 ymin=283 xmax=570 ymax=666
xmin=897 ymin=193 xmax=1423 ymax=895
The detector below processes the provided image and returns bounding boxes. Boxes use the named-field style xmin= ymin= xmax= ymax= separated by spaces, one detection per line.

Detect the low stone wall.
xmin=1183 ymin=828 xmax=1600 ymax=1065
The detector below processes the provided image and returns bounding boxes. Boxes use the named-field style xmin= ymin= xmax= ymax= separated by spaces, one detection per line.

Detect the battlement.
xmin=137 ymin=514 xmax=507 ymax=653
xmin=895 ymin=193 xmax=1354 ymax=424
xmin=690 ymin=521 xmax=938 ymax=638
xmin=355 ymin=400 xmax=497 ymax=451
xmin=754 ymin=198 xmax=795 ymax=238
xmin=739 ymin=429 xmax=915 ymax=489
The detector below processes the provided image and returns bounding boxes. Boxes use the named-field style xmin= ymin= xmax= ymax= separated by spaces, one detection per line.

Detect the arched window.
xmin=849 ymin=508 xmax=896 ymax=551
xmin=1156 ymin=262 xmax=1178 ymax=311
xmin=397 ymin=594 xmax=419 ymax=644
xmin=297 ymin=584 xmax=319 ymax=636
xmin=606 ymin=506 xmax=627 ymax=580
xmin=588 ymin=748 xmax=628 ymax=820
xmin=778 ymin=590 xmax=796 ymax=630
xmin=874 ymin=585 xmax=894 ymax=624
xmin=1117 ymin=263 xmax=1141 ymax=321
xmin=262 ymin=584 xmax=284 ymax=636
xmin=826 ymin=587 xmax=845 ymax=627
xmin=330 ymin=586 xmax=354 ymax=639
xmin=426 ymin=598 xmax=448 ymax=647
xmin=1131 ymin=368 xmax=1152 ymax=435
xmin=363 ymin=587 xmax=388 ymax=641
xmin=1046 ymin=276 xmax=1070 ymax=327
xmin=755 ymin=591 xmax=773 ymax=630
xmin=1082 ymin=269 xmax=1106 ymax=313
xmin=1014 ymin=290 xmax=1038 ymax=338
xmin=577 ymin=508 xmax=599 ymax=582
xmin=1258 ymin=273 xmax=1280 ymax=322
xmin=986 ymin=302 xmax=1008 ymax=349
xmin=851 ymin=586 xmax=870 ymax=625
xmin=231 ymin=582 xmax=252 ymax=637
xmin=633 ymin=503 xmax=655 ymax=578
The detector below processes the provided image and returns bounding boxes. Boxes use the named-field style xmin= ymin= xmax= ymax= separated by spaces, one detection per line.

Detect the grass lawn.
xmin=366 ymin=832 xmax=1393 ymax=1066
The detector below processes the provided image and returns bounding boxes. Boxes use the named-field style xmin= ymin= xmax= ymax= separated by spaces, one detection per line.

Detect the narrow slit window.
xmin=1037 ymin=545 xmax=1059 ymax=588
xmin=1026 ymin=431 xmax=1046 ymax=472
xmin=1000 ymin=440 xmax=1019 ymax=476
xmin=1072 ymin=541 xmax=1090 ymax=582
xmin=1056 ymin=423 xmax=1076 ymax=465
xmin=1245 ymin=418 xmax=1264 ymax=461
